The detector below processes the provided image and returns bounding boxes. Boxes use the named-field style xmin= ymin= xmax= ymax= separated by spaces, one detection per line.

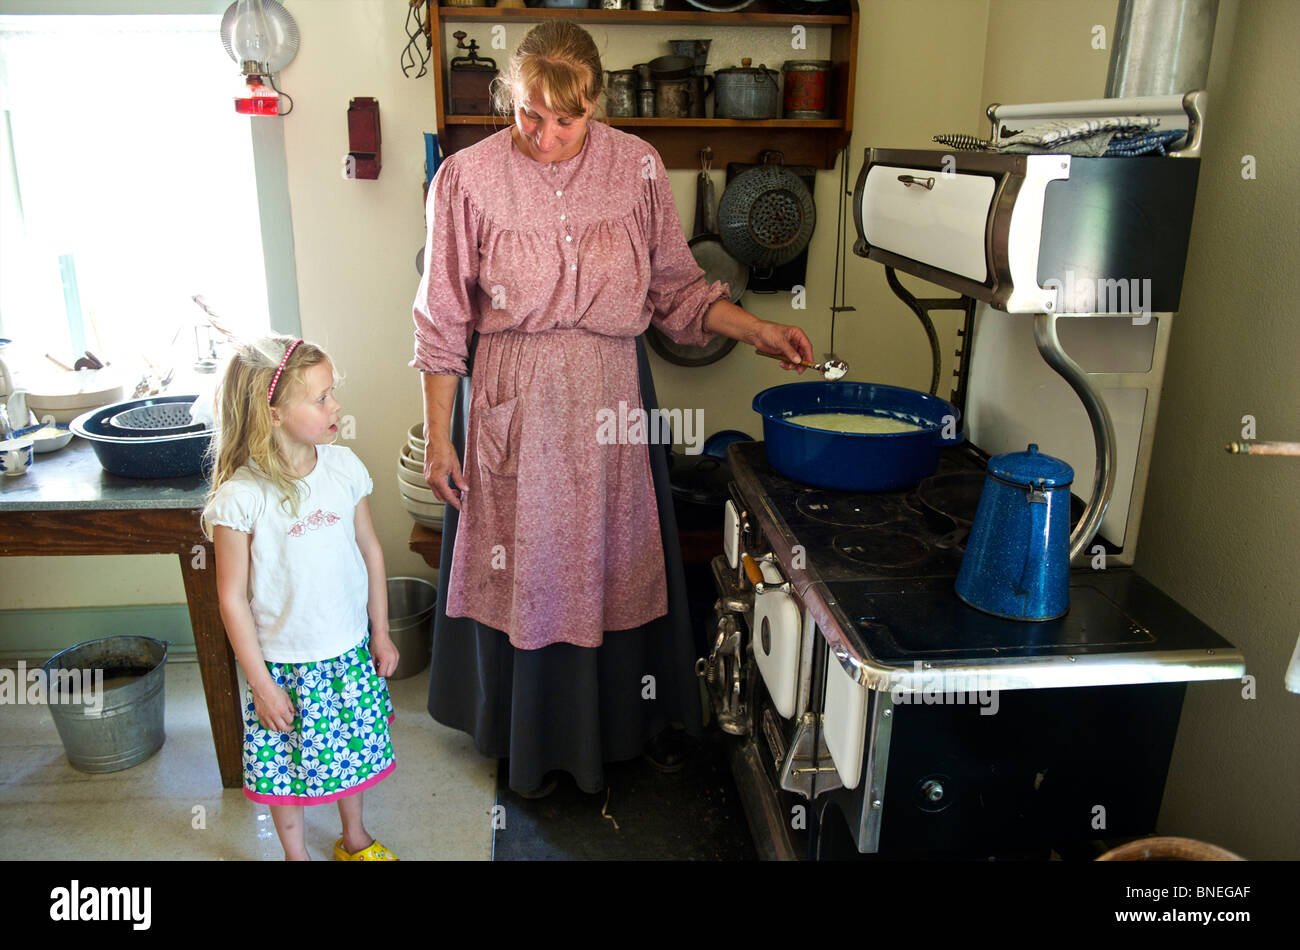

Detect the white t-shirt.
xmin=204 ymin=444 xmax=374 ymax=664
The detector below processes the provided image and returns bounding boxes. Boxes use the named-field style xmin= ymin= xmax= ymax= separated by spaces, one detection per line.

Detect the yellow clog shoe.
xmin=333 ymin=837 xmax=399 ymax=861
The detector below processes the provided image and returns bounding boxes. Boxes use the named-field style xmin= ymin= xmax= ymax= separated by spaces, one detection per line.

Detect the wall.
xmin=979 ymin=0 xmax=1118 ymax=109
xmin=1132 ymin=0 xmax=1299 ymax=861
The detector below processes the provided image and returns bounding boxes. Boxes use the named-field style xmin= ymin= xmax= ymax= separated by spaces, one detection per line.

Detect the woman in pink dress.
xmin=411 ymin=22 xmax=812 ymax=798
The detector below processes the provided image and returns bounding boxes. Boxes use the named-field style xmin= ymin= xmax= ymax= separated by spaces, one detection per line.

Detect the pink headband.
xmin=267 ymin=339 xmax=303 ymax=404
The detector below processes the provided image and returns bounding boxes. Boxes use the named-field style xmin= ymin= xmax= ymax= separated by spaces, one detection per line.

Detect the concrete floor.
xmin=0 ymin=659 xmax=495 ymax=861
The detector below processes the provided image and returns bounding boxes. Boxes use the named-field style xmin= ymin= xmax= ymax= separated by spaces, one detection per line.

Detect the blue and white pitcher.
xmin=955 ymin=444 xmax=1073 ymax=622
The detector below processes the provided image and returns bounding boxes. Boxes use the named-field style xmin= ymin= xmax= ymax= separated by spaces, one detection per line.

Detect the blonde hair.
xmin=201 ymin=336 xmax=334 ymax=539
xmin=490 ymin=21 xmax=605 ymax=120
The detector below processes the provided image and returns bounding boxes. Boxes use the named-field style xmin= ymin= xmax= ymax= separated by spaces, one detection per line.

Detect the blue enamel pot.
xmin=955 ymin=444 xmax=1073 ymax=622
xmin=752 ymin=381 xmax=962 ymax=492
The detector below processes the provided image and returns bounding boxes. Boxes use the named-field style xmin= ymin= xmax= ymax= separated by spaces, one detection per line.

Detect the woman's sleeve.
xmin=643 ymin=159 xmax=730 ymax=348
xmin=411 ymin=158 xmax=481 ymax=376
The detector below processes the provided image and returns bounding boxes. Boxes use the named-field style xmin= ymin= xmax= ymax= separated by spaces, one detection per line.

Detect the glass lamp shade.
xmin=230 ymin=0 xmax=275 ymax=74
xmin=222 ymin=0 xmax=299 ymax=75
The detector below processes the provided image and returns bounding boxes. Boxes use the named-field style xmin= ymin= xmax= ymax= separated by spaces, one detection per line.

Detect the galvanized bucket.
xmin=42 ymin=636 xmax=168 ymax=773
xmin=713 ymin=58 xmax=780 ymax=118
xmin=387 ymin=577 xmax=437 ymax=680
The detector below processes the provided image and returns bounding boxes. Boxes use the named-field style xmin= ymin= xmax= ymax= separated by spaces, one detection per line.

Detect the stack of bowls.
xmin=398 ymin=422 xmax=445 ymax=528
xmin=71 ymin=395 xmax=213 ymax=478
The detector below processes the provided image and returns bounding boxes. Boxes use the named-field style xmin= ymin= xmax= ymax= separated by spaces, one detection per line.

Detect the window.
xmin=0 ymin=12 xmax=279 ymax=390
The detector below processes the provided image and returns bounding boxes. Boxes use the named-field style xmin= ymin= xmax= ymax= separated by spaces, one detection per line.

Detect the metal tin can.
xmin=781 ymin=60 xmax=832 ymax=119
xmin=637 ymin=87 xmax=656 ymax=117
xmin=605 ymin=69 xmax=638 ymax=117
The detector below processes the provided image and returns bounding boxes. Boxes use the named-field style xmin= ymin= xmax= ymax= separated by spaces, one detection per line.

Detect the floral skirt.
xmin=242 ymin=637 xmax=396 ymax=806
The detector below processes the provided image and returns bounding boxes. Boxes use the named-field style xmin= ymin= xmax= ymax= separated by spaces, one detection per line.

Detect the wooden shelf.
xmin=445 ymin=114 xmax=842 ymax=127
xmin=432 ymin=5 xmax=851 ymax=26
xmin=430 ymin=0 xmax=857 ymax=169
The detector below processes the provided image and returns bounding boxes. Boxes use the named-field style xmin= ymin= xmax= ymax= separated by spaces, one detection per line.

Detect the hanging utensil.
xmin=688 ymin=147 xmax=746 ymax=305
xmin=401 ymin=0 xmax=431 ymax=79
xmin=693 ymin=147 xmax=718 ymax=237
xmin=823 ymin=143 xmax=852 ymax=378
xmin=717 ymin=150 xmax=816 ymax=273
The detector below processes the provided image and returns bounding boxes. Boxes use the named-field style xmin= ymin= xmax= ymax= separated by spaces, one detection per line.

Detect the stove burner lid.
xmin=796 ymin=491 xmax=894 ymax=527
xmin=833 ymin=527 xmax=931 ymax=570
xmin=915 ymin=472 xmax=985 ymax=527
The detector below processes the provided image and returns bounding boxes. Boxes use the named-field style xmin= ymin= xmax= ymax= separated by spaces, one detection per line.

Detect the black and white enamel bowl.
xmin=71 ymin=395 xmax=212 ymax=479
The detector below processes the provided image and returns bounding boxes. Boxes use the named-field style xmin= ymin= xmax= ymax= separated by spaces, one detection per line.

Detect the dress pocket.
xmin=474 ymin=394 xmax=520 ymax=478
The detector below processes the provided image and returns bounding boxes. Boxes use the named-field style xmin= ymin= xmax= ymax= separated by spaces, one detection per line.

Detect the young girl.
xmin=203 ymin=336 xmax=399 ymax=861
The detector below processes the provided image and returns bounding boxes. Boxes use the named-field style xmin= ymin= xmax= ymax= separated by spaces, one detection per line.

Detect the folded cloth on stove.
xmin=1103 ymin=129 xmax=1187 ymax=156
xmin=996 ymin=115 xmax=1162 ymax=155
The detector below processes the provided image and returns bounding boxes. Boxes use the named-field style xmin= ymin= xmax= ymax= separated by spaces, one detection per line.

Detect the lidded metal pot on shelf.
xmin=713 ymin=58 xmax=780 ymax=119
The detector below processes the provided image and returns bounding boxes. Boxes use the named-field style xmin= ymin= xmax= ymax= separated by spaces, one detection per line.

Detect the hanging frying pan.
xmin=645 ymin=235 xmax=747 ymax=366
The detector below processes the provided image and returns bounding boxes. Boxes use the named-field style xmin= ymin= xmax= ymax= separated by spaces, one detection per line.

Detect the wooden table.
xmin=0 ymin=440 xmax=242 ymax=788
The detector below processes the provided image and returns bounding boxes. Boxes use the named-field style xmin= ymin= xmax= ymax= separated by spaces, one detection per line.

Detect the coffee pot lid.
xmin=988 ymin=443 xmax=1073 ymax=487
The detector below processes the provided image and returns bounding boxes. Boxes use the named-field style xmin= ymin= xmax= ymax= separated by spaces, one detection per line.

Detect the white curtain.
xmin=0 ymin=14 xmax=269 ymax=378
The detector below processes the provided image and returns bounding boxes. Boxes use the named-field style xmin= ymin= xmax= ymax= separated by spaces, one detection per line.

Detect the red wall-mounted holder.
xmin=347 ymin=97 xmax=381 ymax=179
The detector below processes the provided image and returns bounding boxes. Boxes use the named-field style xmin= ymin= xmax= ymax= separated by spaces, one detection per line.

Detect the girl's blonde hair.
xmin=490 ymin=21 xmax=605 ymax=120
xmin=201 ymin=336 xmax=333 ymax=539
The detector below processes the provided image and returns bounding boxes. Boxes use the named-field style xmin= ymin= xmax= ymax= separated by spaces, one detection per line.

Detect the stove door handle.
xmin=897 ymin=174 xmax=935 ymax=190
xmin=741 ymin=552 xmax=765 ymax=589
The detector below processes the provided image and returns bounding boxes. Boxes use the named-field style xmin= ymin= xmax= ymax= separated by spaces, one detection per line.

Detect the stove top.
xmin=729 ymin=441 xmax=979 ymax=586
xmin=727 ymin=441 xmax=1240 ymax=669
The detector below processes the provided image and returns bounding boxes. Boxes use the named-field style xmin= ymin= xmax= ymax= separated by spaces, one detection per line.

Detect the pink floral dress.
xmin=411 ymin=121 xmax=729 ymax=650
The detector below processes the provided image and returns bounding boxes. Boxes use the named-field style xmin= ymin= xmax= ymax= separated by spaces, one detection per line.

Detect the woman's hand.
xmin=423 ymin=435 xmax=469 ymax=510
xmin=752 ymin=320 xmax=815 ymax=373
xmin=251 ymin=680 xmax=297 ymax=734
xmin=701 ymin=300 xmax=815 ymax=372
xmin=370 ymin=631 xmax=400 ymax=678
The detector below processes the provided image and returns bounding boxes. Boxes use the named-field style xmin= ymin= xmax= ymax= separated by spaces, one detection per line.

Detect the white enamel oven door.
xmin=751 ymin=559 xmax=803 ymax=720
xmin=858 ymin=162 xmax=994 ymax=284
xmin=822 ymin=647 xmax=869 ymax=790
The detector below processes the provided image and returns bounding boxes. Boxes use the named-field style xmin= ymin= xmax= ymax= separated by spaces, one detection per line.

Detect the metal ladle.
xmin=756 ymin=349 xmax=848 ymax=380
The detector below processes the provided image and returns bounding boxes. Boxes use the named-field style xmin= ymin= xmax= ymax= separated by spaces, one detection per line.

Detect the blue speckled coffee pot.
xmin=955 ymin=444 xmax=1074 ymax=622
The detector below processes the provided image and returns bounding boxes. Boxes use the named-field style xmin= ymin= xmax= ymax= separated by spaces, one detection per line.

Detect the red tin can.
xmin=782 ymin=60 xmax=832 ymax=119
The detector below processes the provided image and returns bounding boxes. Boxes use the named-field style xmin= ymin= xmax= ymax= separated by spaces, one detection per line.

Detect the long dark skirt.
xmin=426 ymin=333 xmax=703 ymax=795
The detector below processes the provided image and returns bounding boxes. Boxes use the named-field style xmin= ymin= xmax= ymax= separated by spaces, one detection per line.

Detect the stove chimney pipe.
xmin=1105 ymin=0 xmax=1220 ymax=97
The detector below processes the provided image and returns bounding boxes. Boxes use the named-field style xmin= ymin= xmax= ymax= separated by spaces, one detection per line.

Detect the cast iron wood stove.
xmin=701 ymin=92 xmax=1245 ymax=859
xmin=707 ymin=442 xmax=1241 ymax=859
